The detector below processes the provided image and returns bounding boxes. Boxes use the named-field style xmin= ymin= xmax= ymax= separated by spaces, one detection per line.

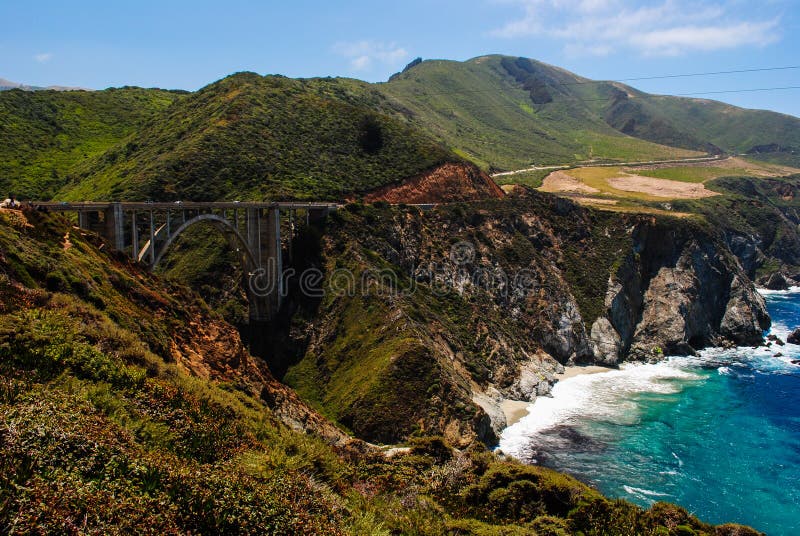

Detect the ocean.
xmin=499 ymin=289 xmax=800 ymax=535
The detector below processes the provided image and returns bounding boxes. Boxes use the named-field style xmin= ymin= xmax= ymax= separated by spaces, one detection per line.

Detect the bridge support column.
xmin=77 ymin=211 xmax=89 ymax=229
xmin=131 ymin=210 xmax=139 ymax=260
xmin=308 ymin=206 xmax=330 ymax=223
xmin=245 ymin=207 xmax=283 ymax=322
xmin=265 ymin=207 xmax=283 ymax=317
xmin=103 ymin=203 xmax=125 ymax=251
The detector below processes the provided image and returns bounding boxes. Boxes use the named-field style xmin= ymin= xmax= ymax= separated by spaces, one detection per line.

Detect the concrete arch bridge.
xmin=37 ymin=201 xmax=338 ymax=321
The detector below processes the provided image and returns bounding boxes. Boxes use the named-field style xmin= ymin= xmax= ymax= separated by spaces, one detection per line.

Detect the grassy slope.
xmin=573 ymin=78 xmax=800 ymax=162
xmin=59 ymin=73 xmax=455 ymax=202
xmin=0 ymin=208 xmax=763 ymax=535
xmin=604 ymin=91 xmax=800 ymax=153
xmin=379 ymin=56 xmax=697 ymax=170
xmin=0 ymin=88 xmax=183 ymax=199
xmin=381 ymin=55 xmax=800 ymax=171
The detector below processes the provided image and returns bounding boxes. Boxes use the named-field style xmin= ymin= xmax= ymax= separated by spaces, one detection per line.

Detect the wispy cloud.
xmin=34 ymin=52 xmax=53 ymax=63
xmin=332 ymin=40 xmax=408 ymax=71
xmin=491 ymin=0 xmax=780 ymax=57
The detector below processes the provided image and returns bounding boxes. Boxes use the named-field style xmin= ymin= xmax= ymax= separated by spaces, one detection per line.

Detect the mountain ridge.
xmin=2 ymin=56 xmax=799 ymax=201
xmin=379 ymin=55 xmax=800 ymax=169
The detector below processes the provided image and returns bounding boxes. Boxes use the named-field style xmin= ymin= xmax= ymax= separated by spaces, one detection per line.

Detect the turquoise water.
xmin=499 ymin=290 xmax=800 ymax=535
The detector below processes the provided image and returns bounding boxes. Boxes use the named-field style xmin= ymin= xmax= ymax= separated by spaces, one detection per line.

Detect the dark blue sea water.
xmin=500 ymin=289 xmax=800 ymax=535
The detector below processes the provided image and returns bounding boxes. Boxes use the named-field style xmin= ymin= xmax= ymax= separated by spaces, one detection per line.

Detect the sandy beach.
xmin=555 ymin=364 xmax=616 ymax=380
xmin=502 ymin=365 xmax=616 ymax=427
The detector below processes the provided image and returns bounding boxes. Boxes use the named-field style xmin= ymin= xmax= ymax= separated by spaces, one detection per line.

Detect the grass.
xmin=493 ymin=169 xmax=551 ymax=188
xmin=380 ymin=56 xmax=700 ymax=171
xmin=634 ymin=166 xmax=746 ymax=183
xmin=563 ymin=166 xmax=670 ymax=202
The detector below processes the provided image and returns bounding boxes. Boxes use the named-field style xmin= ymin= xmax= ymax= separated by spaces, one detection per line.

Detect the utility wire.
xmin=674 ymin=86 xmax=800 ymax=97
xmin=616 ymin=65 xmax=800 ymax=82
xmin=412 ymin=65 xmax=800 ymax=97
xmin=422 ymin=86 xmax=800 ymax=161
xmin=419 ymin=85 xmax=800 ymax=114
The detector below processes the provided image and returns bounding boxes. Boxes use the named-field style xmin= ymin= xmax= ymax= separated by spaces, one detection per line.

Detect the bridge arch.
xmin=147 ymin=213 xmax=258 ymax=271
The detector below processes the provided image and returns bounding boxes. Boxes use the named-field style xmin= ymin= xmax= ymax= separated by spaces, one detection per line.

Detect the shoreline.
xmin=501 ymin=364 xmax=616 ymax=427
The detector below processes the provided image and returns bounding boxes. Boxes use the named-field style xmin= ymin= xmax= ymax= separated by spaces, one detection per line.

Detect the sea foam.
xmin=498 ymin=361 xmax=704 ymax=461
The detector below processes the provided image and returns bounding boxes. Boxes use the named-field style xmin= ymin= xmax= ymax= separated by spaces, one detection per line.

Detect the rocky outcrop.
xmin=598 ymin=221 xmax=769 ymax=362
xmin=788 ymin=328 xmax=800 ymax=345
xmin=761 ymin=271 xmax=796 ymax=290
xmin=362 ymin=162 xmax=505 ymax=204
xmin=285 ymin=192 xmax=769 ymax=446
xmin=590 ymin=317 xmax=623 ymax=364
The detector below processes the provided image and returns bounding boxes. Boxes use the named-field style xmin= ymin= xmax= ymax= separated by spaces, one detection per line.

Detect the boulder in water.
xmin=763 ymin=272 xmax=790 ymax=290
xmin=787 ymin=328 xmax=800 ymax=345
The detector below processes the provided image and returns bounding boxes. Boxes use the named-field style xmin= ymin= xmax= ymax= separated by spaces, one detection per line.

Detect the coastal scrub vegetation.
xmin=0 ymin=206 xmax=764 ymax=535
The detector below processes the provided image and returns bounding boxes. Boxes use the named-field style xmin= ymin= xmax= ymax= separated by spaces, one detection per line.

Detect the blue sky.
xmin=2 ymin=0 xmax=799 ymax=117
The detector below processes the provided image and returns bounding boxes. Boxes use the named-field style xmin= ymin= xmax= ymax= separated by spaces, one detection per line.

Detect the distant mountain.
xmin=0 ymin=77 xmax=24 ymax=90
xmin=0 ymin=77 xmax=91 ymax=92
xmin=378 ymin=55 xmax=800 ymax=169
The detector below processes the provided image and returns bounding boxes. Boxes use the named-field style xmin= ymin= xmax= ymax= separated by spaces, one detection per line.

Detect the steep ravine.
xmin=281 ymin=190 xmax=769 ymax=447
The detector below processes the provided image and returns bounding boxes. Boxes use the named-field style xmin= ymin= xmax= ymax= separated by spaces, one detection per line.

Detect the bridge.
xmin=37 ymin=201 xmax=339 ymax=322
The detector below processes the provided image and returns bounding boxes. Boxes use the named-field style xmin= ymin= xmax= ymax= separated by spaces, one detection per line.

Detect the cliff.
xmin=0 ymin=207 xmax=764 ymax=535
xmin=283 ymin=190 xmax=769 ymax=446
xmin=670 ymin=174 xmax=800 ymax=287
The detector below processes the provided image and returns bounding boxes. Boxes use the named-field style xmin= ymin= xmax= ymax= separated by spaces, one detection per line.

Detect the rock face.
xmin=763 ymin=272 xmax=791 ymax=290
xmin=284 ymin=192 xmax=770 ymax=446
xmin=590 ymin=317 xmax=623 ymax=364
xmin=725 ymin=233 xmax=764 ymax=280
xmin=602 ymin=222 xmax=770 ymax=361
xmin=362 ymin=162 xmax=505 ymax=204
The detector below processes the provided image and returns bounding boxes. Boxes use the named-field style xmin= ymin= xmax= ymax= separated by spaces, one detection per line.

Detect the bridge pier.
xmin=104 ymin=203 xmax=125 ymax=251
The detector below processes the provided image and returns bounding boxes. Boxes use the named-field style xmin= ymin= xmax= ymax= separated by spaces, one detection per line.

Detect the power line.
xmin=411 ymin=65 xmax=800 ymax=98
xmin=607 ymin=65 xmax=800 ymax=83
xmin=418 ymin=85 xmax=800 ymax=114
xmin=673 ymin=86 xmax=800 ymax=97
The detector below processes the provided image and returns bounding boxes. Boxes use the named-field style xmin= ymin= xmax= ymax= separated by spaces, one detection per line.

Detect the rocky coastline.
xmin=283 ymin=190 xmax=772 ymax=446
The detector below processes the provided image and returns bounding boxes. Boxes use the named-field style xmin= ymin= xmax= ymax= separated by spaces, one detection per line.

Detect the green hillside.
xmin=0 ymin=87 xmax=183 ymax=199
xmin=59 ymin=73 xmax=455 ymax=202
xmin=380 ymin=55 xmax=800 ymax=170
xmin=379 ymin=56 xmax=702 ymax=170
xmin=2 ymin=56 xmax=799 ymax=202
xmin=593 ymin=86 xmax=800 ymax=158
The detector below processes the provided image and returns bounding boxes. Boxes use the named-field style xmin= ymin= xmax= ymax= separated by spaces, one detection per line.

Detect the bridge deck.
xmin=34 ymin=201 xmax=340 ymax=212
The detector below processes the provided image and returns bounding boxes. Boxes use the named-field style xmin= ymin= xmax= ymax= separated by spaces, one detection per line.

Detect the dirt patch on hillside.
xmin=363 ymin=163 xmax=504 ymax=204
xmin=608 ymin=175 xmax=719 ymax=198
xmin=540 ymin=171 xmax=600 ymax=194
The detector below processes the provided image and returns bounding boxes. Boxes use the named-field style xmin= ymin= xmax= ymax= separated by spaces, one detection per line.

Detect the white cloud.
xmin=332 ymin=40 xmax=408 ymax=71
xmin=34 ymin=52 xmax=53 ymax=63
xmin=491 ymin=0 xmax=781 ymax=57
